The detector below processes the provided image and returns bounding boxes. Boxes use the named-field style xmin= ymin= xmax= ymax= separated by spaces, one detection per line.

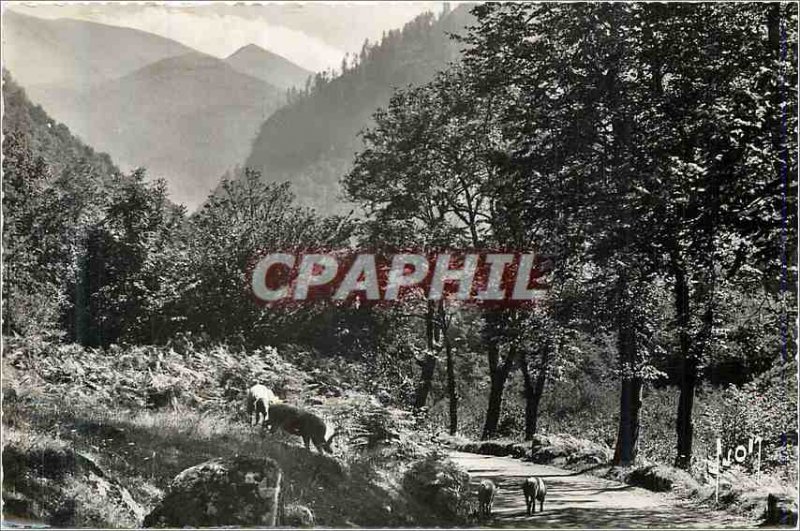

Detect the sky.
xmin=5 ymin=2 xmax=446 ymax=72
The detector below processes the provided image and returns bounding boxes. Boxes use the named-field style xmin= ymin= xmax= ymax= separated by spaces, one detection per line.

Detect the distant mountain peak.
xmin=224 ymin=44 xmax=311 ymax=90
xmin=228 ymin=43 xmax=271 ymax=57
xmin=145 ymin=51 xmax=228 ymax=71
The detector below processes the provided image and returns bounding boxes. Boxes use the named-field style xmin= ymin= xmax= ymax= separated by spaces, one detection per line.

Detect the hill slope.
xmin=2 ymin=69 xmax=119 ymax=185
xmin=225 ymin=44 xmax=312 ymax=91
xmin=242 ymin=6 xmax=474 ymax=214
xmin=27 ymin=52 xmax=284 ymax=208
xmin=1 ymin=10 xmax=194 ymax=90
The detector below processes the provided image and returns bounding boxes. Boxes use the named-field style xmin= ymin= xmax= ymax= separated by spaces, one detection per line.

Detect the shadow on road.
xmin=481 ymin=505 xmax=741 ymax=529
xmin=450 ymin=451 xmax=755 ymax=529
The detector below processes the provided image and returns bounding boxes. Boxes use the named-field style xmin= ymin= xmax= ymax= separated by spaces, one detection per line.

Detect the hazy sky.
xmin=5 ymin=2 xmax=447 ymax=72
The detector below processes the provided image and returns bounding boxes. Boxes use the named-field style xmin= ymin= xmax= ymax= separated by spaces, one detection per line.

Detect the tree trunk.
xmin=675 ymin=361 xmax=697 ymax=469
xmin=520 ymin=353 xmax=536 ymax=439
xmin=414 ymin=353 xmax=436 ymax=409
xmin=481 ymin=309 xmax=515 ymax=440
xmin=414 ymin=301 xmax=439 ymax=409
xmin=613 ymin=275 xmax=644 ymax=467
xmin=482 ymin=361 xmax=512 ymax=440
xmin=613 ymin=322 xmax=643 ymax=465
xmin=531 ymin=348 xmax=548 ymax=430
xmin=673 ymin=263 xmax=696 ymax=469
xmin=445 ymin=331 xmax=458 ymax=435
xmin=521 ymin=347 xmax=549 ymax=440
xmin=440 ymin=301 xmax=458 ymax=435
xmin=614 ymin=376 xmax=643 ymax=466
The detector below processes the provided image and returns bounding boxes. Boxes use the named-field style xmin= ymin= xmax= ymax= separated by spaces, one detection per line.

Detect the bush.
xmin=401 ymin=452 xmax=473 ymax=525
xmin=697 ymin=362 xmax=798 ymax=472
xmin=622 ymin=464 xmax=699 ymax=493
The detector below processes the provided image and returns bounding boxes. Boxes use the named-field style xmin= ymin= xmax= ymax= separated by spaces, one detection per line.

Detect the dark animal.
xmin=266 ymin=403 xmax=337 ymax=453
xmin=478 ymin=479 xmax=497 ymax=517
xmin=522 ymin=476 xmax=546 ymax=515
xmin=246 ymin=384 xmax=277 ymax=426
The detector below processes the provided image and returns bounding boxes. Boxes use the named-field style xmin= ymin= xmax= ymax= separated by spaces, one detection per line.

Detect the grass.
xmin=1 ymin=337 xmax=474 ymax=528
xmin=4 ymin=388 xmax=462 ymax=527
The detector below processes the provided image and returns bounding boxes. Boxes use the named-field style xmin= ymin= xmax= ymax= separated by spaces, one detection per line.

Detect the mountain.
xmin=2 ymin=69 xmax=119 ymax=185
xmin=25 ymin=52 xmax=284 ymax=209
xmin=242 ymin=6 xmax=474 ymax=214
xmin=225 ymin=44 xmax=312 ymax=91
xmin=1 ymin=10 xmax=194 ymax=90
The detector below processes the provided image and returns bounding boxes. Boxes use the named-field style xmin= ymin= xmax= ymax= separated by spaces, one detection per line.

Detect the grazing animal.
xmin=522 ymin=476 xmax=547 ymax=515
xmin=477 ymin=479 xmax=497 ymax=518
xmin=246 ymin=384 xmax=277 ymax=426
xmin=266 ymin=403 xmax=337 ymax=454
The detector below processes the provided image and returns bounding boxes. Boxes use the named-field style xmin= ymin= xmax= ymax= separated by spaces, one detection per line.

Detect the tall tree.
xmin=459 ymin=2 xmax=797 ymax=466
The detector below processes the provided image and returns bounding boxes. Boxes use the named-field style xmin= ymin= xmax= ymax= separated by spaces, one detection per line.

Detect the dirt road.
xmin=449 ymin=451 xmax=757 ymax=528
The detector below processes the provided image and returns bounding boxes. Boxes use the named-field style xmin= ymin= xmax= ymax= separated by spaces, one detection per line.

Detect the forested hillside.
xmin=2 ymin=71 xmax=118 ymax=181
xmin=243 ymin=5 xmax=474 ymax=212
xmin=3 ymin=69 xmax=129 ymax=339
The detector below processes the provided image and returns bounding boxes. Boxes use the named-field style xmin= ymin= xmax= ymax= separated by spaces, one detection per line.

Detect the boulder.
xmin=282 ymin=503 xmax=315 ymax=527
xmin=626 ymin=465 xmax=674 ymax=492
xmin=2 ymin=444 xmax=144 ymax=527
xmin=143 ymin=456 xmax=282 ymax=528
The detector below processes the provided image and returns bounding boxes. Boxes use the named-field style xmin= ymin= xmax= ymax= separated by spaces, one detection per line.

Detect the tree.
xmin=458 ymin=2 xmax=797 ymax=465
xmin=82 ymin=170 xmax=185 ymax=346
xmin=1 ymin=132 xmax=63 ymax=335
xmin=344 ymin=70 xmax=495 ymax=430
xmin=184 ymin=168 xmax=354 ymax=345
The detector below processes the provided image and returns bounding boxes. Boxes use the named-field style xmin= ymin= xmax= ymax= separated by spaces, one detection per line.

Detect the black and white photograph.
xmin=1 ymin=1 xmax=798 ymax=528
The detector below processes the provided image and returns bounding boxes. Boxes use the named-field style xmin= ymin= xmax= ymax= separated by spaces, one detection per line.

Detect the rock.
xmin=765 ymin=493 xmax=799 ymax=527
xmin=627 ymin=465 xmax=674 ymax=492
xmin=143 ymin=456 xmax=282 ymax=528
xmin=2 ymin=444 xmax=144 ymax=527
xmin=282 ymin=503 xmax=315 ymax=527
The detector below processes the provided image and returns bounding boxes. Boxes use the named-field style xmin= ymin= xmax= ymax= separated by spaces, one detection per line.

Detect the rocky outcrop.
xmin=2 ymin=443 xmax=144 ymax=527
xmin=143 ymin=456 xmax=281 ymax=527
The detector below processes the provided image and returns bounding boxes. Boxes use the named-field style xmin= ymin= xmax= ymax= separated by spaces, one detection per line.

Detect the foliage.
xmin=401 ymin=451 xmax=473 ymax=525
xmin=2 ymin=71 xmax=125 ymax=337
xmin=178 ymin=169 xmax=355 ymax=346
xmin=82 ymin=172 xmax=186 ymax=346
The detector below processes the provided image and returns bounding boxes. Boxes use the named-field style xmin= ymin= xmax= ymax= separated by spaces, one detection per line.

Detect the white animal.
xmin=478 ymin=479 xmax=497 ymax=517
xmin=522 ymin=476 xmax=547 ymax=515
xmin=246 ymin=384 xmax=277 ymax=426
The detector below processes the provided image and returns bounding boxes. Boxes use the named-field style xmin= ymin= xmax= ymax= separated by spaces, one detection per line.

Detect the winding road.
xmin=448 ymin=451 xmax=758 ymax=528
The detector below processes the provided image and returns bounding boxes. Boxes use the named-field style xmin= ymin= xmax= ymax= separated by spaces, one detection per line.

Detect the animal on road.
xmin=266 ymin=402 xmax=337 ymax=454
xmin=246 ymin=384 xmax=277 ymax=426
xmin=478 ymin=479 xmax=497 ymax=518
xmin=522 ymin=476 xmax=547 ymax=515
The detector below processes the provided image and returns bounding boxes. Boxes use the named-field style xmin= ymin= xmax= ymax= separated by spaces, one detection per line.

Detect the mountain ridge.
xmin=224 ymin=43 xmax=312 ymax=90
xmin=25 ymin=48 xmax=285 ymax=209
xmin=2 ymin=10 xmax=195 ymax=89
xmin=242 ymin=6 xmax=474 ymax=214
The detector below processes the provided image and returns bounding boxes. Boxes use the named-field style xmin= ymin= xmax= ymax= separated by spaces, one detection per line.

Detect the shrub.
xmin=401 ymin=451 xmax=473 ymax=525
